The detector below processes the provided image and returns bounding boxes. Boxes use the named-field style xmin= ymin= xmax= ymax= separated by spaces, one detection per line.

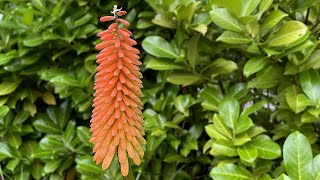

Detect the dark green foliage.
xmin=1 ymin=0 xmax=320 ymax=179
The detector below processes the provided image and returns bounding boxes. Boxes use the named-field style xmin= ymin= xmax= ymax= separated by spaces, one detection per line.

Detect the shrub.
xmin=0 ymin=0 xmax=320 ymax=179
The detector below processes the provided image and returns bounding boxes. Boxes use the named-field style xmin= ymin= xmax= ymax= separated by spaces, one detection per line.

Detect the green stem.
xmin=123 ymin=165 xmax=134 ymax=180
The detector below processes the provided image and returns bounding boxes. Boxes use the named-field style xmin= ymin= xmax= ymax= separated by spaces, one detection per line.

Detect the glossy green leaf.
xmin=0 ymin=81 xmax=21 ymax=96
xmin=227 ymin=83 xmax=248 ymax=99
xmin=286 ymin=85 xmax=312 ymax=113
xmin=243 ymin=56 xmax=269 ymax=77
xmin=235 ymin=115 xmax=254 ymax=135
xmin=44 ymin=158 xmax=64 ymax=173
xmin=267 ymin=21 xmax=308 ymax=47
xmin=0 ymin=105 xmax=10 ymax=118
xmin=277 ymin=174 xmax=292 ymax=180
xmin=212 ymin=114 xmax=233 ymax=139
xmin=217 ymin=31 xmax=251 ymax=44
xmin=142 ymin=36 xmax=178 ymax=59
xmin=237 ymin=143 xmax=258 ymax=163
xmin=248 ymin=64 xmax=282 ymax=89
xmin=210 ymin=5 xmax=245 ymax=32
xmin=252 ymin=135 xmax=281 ymax=159
xmin=187 ymin=34 xmax=200 ymax=69
xmin=241 ymin=0 xmax=260 ymax=16
xmin=283 ymin=131 xmax=313 ymax=180
xmin=313 ymin=155 xmax=320 ymax=179
xmin=77 ymin=126 xmax=92 ymax=147
xmin=241 ymin=100 xmax=267 ymax=116
xmin=146 ymin=57 xmax=185 ymax=70
xmin=205 ymin=124 xmax=229 ymax=140
xmin=299 ymin=69 xmax=320 ymax=104
xmin=210 ymin=164 xmax=255 ymax=180
xmin=167 ymin=71 xmax=200 ymax=86
xmin=210 ymin=139 xmax=238 ymax=157
xmin=261 ymin=10 xmax=288 ymax=32
xmin=218 ymin=97 xmax=240 ymax=130
xmin=33 ymin=115 xmax=61 ymax=134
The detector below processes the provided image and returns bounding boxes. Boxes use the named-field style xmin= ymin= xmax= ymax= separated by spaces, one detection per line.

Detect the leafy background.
xmin=1 ymin=0 xmax=320 ymax=179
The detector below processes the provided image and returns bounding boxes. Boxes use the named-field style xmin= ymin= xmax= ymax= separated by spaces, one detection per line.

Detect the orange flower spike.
xmin=90 ymin=5 xmax=145 ymax=177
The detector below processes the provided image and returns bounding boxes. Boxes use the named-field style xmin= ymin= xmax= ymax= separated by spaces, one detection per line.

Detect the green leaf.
xmin=248 ymin=64 xmax=282 ymax=89
xmin=23 ymin=7 xmax=34 ymax=26
xmin=187 ymin=34 xmax=200 ymax=69
xmin=152 ymin=14 xmax=176 ymax=29
xmin=146 ymin=57 xmax=185 ymax=70
xmin=283 ymin=131 xmax=313 ymax=180
xmin=261 ymin=10 xmax=288 ymax=32
xmin=216 ymin=31 xmax=251 ymax=44
xmin=0 ymin=142 xmax=13 ymax=160
xmin=241 ymin=0 xmax=260 ymax=16
xmin=313 ymin=155 xmax=320 ymax=179
xmin=218 ymin=97 xmax=240 ymax=130
xmin=0 ymin=105 xmax=10 ymax=118
xmin=23 ymin=34 xmax=46 ymax=47
xmin=235 ymin=115 xmax=254 ymax=134
xmin=205 ymin=124 xmax=230 ymax=140
xmin=299 ymin=69 xmax=320 ymax=104
xmin=210 ymin=163 xmax=255 ymax=180
xmin=77 ymin=126 xmax=92 ymax=147
xmin=75 ymin=156 xmax=102 ymax=175
xmin=200 ymin=86 xmax=223 ymax=111
xmin=286 ymin=85 xmax=312 ymax=113
xmin=237 ymin=143 xmax=258 ymax=163
xmin=210 ymin=5 xmax=245 ymax=32
xmin=0 ymin=50 xmax=17 ymax=65
xmin=142 ymin=36 xmax=178 ymax=59
xmin=6 ymin=131 xmax=22 ymax=149
xmin=44 ymin=158 xmax=64 ymax=173
xmin=257 ymin=0 xmax=273 ymax=18
xmin=212 ymin=114 xmax=233 ymax=139
xmin=277 ymin=174 xmax=292 ymax=180
xmin=241 ymin=100 xmax=267 ymax=116
xmin=227 ymin=83 xmax=248 ymax=99
xmin=0 ymin=81 xmax=21 ymax=96
xmin=167 ymin=71 xmax=200 ymax=86
xmin=49 ymin=74 xmax=81 ymax=87
xmin=33 ymin=114 xmax=61 ymax=134
xmin=224 ymin=0 xmax=242 ymax=16
xmin=73 ymin=13 xmax=93 ymax=28
xmin=243 ymin=57 xmax=269 ymax=77
xmin=234 ymin=132 xmax=251 ymax=146
xmin=267 ymin=21 xmax=308 ymax=47
xmin=252 ymin=135 xmax=281 ymax=159
xmin=210 ymin=139 xmax=237 ymax=157
xmin=174 ymin=95 xmax=192 ymax=114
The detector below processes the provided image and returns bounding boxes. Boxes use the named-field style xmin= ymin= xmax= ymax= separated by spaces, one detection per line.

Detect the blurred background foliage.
xmin=1 ymin=0 xmax=320 ymax=179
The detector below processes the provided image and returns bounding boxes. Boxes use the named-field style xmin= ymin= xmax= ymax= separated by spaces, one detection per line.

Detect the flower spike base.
xmin=90 ymin=5 xmax=145 ymax=177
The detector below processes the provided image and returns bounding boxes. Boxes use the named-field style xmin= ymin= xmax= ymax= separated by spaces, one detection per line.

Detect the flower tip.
xmin=117 ymin=11 xmax=127 ymax=16
xmin=100 ymin=16 xmax=114 ymax=22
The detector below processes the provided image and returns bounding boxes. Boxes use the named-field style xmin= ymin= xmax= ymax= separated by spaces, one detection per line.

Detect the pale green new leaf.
xmin=244 ymin=56 xmax=269 ymax=77
xmin=217 ymin=31 xmax=251 ymax=44
xmin=218 ymin=97 xmax=240 ymax=131
xmin=313 ymin=155 xmax=320 ymax=180
xmin=237 ymin=143 xmax=258 ymax=163
xmin=283 ymin=131 xmax=313 ymax=180
xmin=210 ymin=5 xmax=245 ymax=32
xmin=299 ymin=69 xmax=320 ymax=104
xmin=267 ymin=21 xmax=308 ymax=47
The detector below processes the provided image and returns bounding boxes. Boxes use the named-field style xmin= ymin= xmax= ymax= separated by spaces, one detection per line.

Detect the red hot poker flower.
xmin=90 ymin=5 xmax=145 ymax=176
